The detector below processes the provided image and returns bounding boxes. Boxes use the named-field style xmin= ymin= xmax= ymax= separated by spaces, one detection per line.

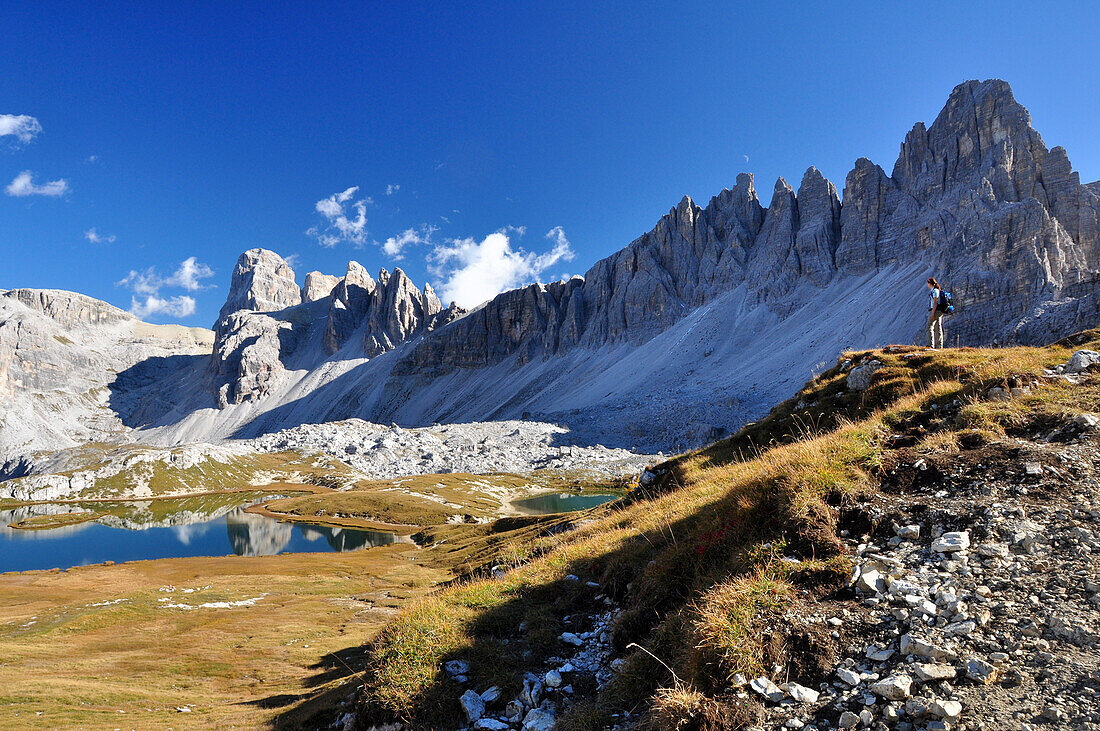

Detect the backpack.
xmin=938 ymin=289 xmax=955 ymax=314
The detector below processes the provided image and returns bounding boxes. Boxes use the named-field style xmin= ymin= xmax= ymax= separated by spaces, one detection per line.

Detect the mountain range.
xmin=2 ymin=79 xmax=1098 ymax=476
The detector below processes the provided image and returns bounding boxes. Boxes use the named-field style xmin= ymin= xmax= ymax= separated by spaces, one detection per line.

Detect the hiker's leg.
xmin=928 ymin=317 xmax=937 ymax=348
xmin=933 ymin=315 xmax=944 ymax=348
xmin=937 ymin=315 xmax=945 ymax=349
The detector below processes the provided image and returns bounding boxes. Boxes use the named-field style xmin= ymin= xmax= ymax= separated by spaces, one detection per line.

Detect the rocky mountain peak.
xmin=343 ymin=261 xmax=376 ymax=293
xmin=215 ymin=249 xmax=301 ymax=328
xmin=892 ymin=78 xmax=1052 ymax=205
xmin=321 ymin=262 xmax=456 ymax=357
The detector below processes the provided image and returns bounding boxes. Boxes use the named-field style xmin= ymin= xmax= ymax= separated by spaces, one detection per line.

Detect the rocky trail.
xmin=741 ymin=398 xmax=1100 ymax=730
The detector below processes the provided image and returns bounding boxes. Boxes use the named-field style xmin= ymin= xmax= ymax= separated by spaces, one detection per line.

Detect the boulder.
xmin=750 ymin=676 xmax=785 ymax=702
xmin=931 ymin=531 xmax=970 ymax=553
xmin=784 ymin=682 xmax=819 ymax=703
xmin=521 ymin=708 xmax=555 ymax=731
xmin=459 ymin=690 xmax=485 ymax=722
xmin=1066 ymin=350 xmax=1100 ymax=373
xmin=913 ymin=663 xmax=956 ymax=682
xmin=847 ymin=360 xmax=883 ymax=391
xmin=836 ymin=667 xmax=861 ymax=686
xmin=871 ymin=674 xmax=912 ymax=701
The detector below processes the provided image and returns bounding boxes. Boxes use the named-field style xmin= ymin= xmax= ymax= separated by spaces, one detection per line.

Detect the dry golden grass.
xmin=0 ymin=548 xmax=446 ymax=730
xmin=687 ymin=570 xmax=794 ymax=683
xmin=642 ymin=684 xmax=732 ymax=731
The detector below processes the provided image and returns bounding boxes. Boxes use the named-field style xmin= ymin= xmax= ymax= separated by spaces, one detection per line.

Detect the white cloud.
xmin=84 ymin=228 xmax=116 ymax=244
xmin=428 ymin=227 xmax=575 ymax=308
xmin=164 ymin=256 xmax=215 ymax=291
xmin=385 ymin=184 xmax=400 ymax=195
xmin=129 ymin=294 xmax=196 ymax=319
xmin=5 ymin=170 xmax=68 ymax=197
xmin=0 ymin=114 xmax=42 ymax=144
xmin=283 ymin=253 xmax=301 ymax=269
xmin=117 ymin=267 xmax=162 ymax=295
xmin=382 ymin=225 xmax=436 ymax=259
xmin=308 ymin=186 xmax=370 ymax=247
xmin=118 ymin=257 xmax=215 ymax=294
xmin=116 ymin=257 xmax=214 ymax=319
xmin=86 ymin=154 xmax=99 ymax=163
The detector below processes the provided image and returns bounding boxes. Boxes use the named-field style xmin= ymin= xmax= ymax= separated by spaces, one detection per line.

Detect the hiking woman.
xmin=926 ymin=277 xmax=946 ymax=349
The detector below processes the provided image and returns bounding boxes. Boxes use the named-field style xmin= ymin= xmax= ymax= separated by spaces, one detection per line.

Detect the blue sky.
xmin=3 ymin=1 xmax=1099 ymax=324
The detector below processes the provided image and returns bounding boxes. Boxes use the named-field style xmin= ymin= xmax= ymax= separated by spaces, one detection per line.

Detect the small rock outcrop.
xmin=301 ymin=271 xmax=342 ymax=302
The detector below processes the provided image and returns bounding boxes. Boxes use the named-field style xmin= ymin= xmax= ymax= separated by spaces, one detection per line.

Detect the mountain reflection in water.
xmin=0 ymin=497 xmax=408 ymax=573
xmin=226 ymin=510 xmax=400 ymax=556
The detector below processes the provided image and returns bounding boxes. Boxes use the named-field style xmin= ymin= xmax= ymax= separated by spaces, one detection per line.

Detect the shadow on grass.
xmin=325 ymin=477 xmax=847 ymax=730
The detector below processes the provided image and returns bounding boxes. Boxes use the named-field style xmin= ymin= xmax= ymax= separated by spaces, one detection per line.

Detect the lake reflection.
xmin=510 ymin=492 xmax=618 ymax=515
xmin=0 ymin=498 xmax=405 ymax=573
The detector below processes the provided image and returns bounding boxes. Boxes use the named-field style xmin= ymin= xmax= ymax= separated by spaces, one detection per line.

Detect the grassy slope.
xmin=0 ymin=548 xmax=446 ymax=730
xmin=354 ymin=329 xmax=1100 ymax=729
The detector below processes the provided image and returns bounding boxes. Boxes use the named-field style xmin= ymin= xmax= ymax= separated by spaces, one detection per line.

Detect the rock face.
xmin=4 ymin=79 xmax=1100 ymax=462
xmin=216 ymin=249 xmax=301 ymax=324
xmin=322 ymin=262 xmax=460 ymax=357
xmin=301 ymin=271 xmax=341 ymax=302
xmin=210 ymin=250 xmax=302 ymax=406
xmin=0 ymin=289 xmax=212 ymax=475
xmin=209 ymin=254 xmax=464 ymax=406
xmin=188 ymin=80 xmax=1100 ymax=449
xmin=397 ymin=80 xmax=1099 ymax=375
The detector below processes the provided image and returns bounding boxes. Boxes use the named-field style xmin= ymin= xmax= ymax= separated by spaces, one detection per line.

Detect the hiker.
xmin=926 ymin=277 xmax=949 ymax=349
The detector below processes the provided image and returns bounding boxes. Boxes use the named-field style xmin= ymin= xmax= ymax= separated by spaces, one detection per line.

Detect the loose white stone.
xmin=931 ymin=531 xmax=970 ymax=553
xmin=460 ymin=689 xmax=485 ymax=722
xmin=930 ymin=699 xmax=963 ymax=719
xmin=870 ymin=674 xmax=912 ymax=700
xmin=913 ymin=663 xmax=956 ymax=682
xmin=522 ymin=708 xmax=556 ymax=731
xmin=900 ymin=634 xmax=951 ymax=660
xmin=749 ymin=676 xmax=785 ymax=702
xmin=785 ymin=682 xmax=819 ymax=704
xmin=836 ymin=667 xmax=861 ymax=686
xmin=897 ymin=524 xmax=921 ymax=540
xmin=856 ymin=568 xmax=886 ymax=594
xmin=966 ymin=657 xmax=998 ymax=684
